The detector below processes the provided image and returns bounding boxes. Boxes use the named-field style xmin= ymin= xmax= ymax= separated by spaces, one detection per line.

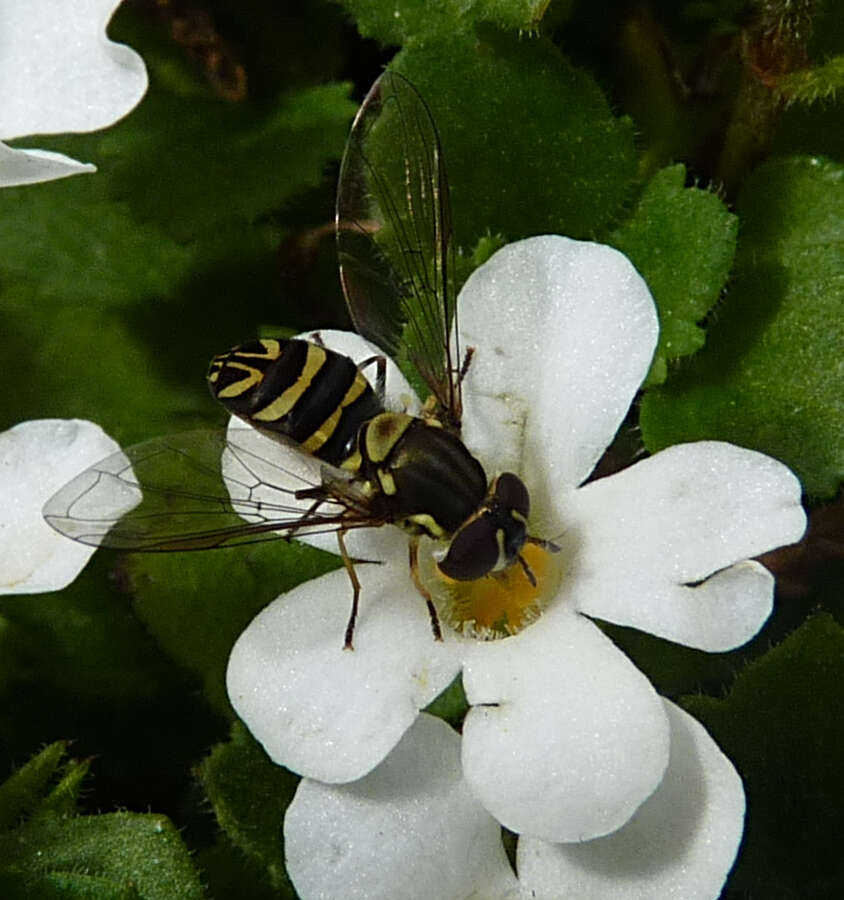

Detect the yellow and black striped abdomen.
xmin=208 ymin=338 xmax=383 ymax=467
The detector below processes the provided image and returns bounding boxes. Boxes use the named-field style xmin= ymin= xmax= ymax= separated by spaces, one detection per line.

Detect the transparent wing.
xmin=337 ymin=71 xmax=462 ymax=428
xmin=42 ymin=429 xmax=382 ymax=552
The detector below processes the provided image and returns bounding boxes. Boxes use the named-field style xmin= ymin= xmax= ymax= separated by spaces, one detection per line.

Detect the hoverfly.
xmin=44 ymin=72 xmax=553 ymax=648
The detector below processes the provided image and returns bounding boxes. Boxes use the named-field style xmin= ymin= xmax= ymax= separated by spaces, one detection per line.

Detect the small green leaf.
xmin=0 ymin=741 xmax=90 ymax=827
xmin=778 ymin=54 xmax=844 ymax=105
xmin=681 ymin=614 xmax=844 ymax=897
xmin=0 ymin=743 xmax=67 ymax=830
xmin=467 ymin=234 xmax=507 ymax=269
xmin=338 ymin=0 xmax=551 ymax=44
xmin=609 ymin=164 xmax=738 ymax=384
xmin=774 ymin=0 xmax=844 ymax=163
xmin=200 ymin=721 xmax=299 ymax=894
xmin=423 ymin=673 xmax=469 ymax=727
xmin=641 ymin=155 xmax=844 ymax=497
xmin=35 ymin=757 xmax=92 ymax=822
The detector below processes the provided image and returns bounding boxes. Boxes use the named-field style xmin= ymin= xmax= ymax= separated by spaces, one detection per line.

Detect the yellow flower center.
xmin=423 ymin=541 xmax=562 ymax=640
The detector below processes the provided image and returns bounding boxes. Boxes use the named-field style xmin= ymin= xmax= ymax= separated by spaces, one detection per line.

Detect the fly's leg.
xmin=526 ymin=534 xmax=561 ymax=554
xmin=337 ymin=529 xmax=362 ymax=650
xmin=457 ymin=346 xmax=475 ymax=387
xmin=440 ymin=345 xmax=474 ymax=428
xmin=409 ymin=537 xmax=443 ymax=642
xmin=285 ymin=494 xmax=324 ymax=534
xmin=517 ymin=552 xmax=538 ymax=587
xmin=309 ymin=334 xmax=386 ymax=402
xmin=358 ymin=354 xmax=387 ymax=404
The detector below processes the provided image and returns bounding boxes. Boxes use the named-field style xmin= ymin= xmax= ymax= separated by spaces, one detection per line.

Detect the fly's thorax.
xmin=207 ymin=338 xmax=383 ymax=468
xmin=356 ymin=412 xmax=487 ymax=539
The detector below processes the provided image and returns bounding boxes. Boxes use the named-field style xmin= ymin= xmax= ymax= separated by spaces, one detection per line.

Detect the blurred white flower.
xmin=0 ymin=0 xmax=147 ymax=187
xmin=0 ymin=419 xmax=119 ymax=593
xmin=226 ymin=236 xmax=805 ymax=842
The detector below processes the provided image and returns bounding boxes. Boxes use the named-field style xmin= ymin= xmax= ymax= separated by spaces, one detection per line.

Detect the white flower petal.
xmin=227 ymin=562 xmax=462 ymax=783
xmin=0 ymin=419 xmax=119 ymax=594
xmin=0 ymin=143 xmax=95 ymax=187
xmin=0 ymin=0 xmax=147 ymax=140
xmin=285 ymin=714 xmax=520 ymax=900
xmin=460 ymin=610 xmax=669 ymax=842
xmin=223 ymin=329 xmax=419 ymax=560
xmin=565 ymin=441 xmax=806 ymax=649
xmin=458 ymin=237 xmax=657 ymax=504
xmin=601 ymin=560 xmax=774 ymax=653
xmin=517 ymin=700 xmax=745 ymax=900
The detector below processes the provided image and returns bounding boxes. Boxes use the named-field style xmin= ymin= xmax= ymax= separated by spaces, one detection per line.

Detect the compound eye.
xmin=437 ymin=514 xmax=499 ymax=582
xmin=493 ymin=472 xmax=530 ymax=519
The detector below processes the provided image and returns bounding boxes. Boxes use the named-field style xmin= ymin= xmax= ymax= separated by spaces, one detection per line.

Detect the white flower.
xmin=286 ymin=714 xmax=519 ymax=900
xmin=0 ymin=0 xmax=147 ymax=187
xmin=0 ymin=419 xmax=119 ymax=593
xmin=285 ymin=705 xmax=745 ymax=900
xmin=226 ymin=235 xmax=806 ymax=842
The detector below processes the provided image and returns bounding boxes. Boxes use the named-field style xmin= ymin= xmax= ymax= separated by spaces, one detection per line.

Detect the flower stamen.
xmin=431 ymin=541 xmax=561 ymax=639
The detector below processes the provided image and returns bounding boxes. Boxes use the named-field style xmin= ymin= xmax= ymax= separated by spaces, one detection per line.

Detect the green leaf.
xmin=0 ymin=869 xmax=139 ymax=900
xmin=200 ymin=721 xmax=299 ymax=894
xmin=681 ymin=614 xmax=844 ymax=897
xmin=126 ymin=541 xmax=340 ymax=716
xmin=0 ymin=172 xmax=207 ymax=441
xmin=391 ymin=31 xmax=636 ymax=248
xmin=0 ymin=743 xmax=69 ymax=831
xmin=467 ymin=233 xmax=507 ymax=269
xmin=0 ymin=175 xmax=298 ymax=445
xmin=0 ymin=300 xmax=210 ymax=444
xmin=0 ymin=177 xmax=195 ymax=309
xmin=423 ymin=673 xmax=469 ymax=727
xmin=338 ymin=0 xmax=551 ymax=44
xmin=599 ymin=622 xmax=741 ymax=699
xmin=778 ymin=54 xmax=844 ymax=105
xmin=0 ymin=741 xmax=90 ymax=829
xmin=609 ymin=164 xmax=738 ymax=384
xmin=34 ymin=757 xmax=92 ymax=822
xmin=641 ymin=155 xmax=844 ymax=497
xmin=104 ymin=82 xmax=357 ymax=241
xmin=0 ymin=812 xmax=205 ymax=900
xmin=0 ymin=746 xmax=204 ymax=900
xmin=198 ymin=838 xmax=288 ymax=900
